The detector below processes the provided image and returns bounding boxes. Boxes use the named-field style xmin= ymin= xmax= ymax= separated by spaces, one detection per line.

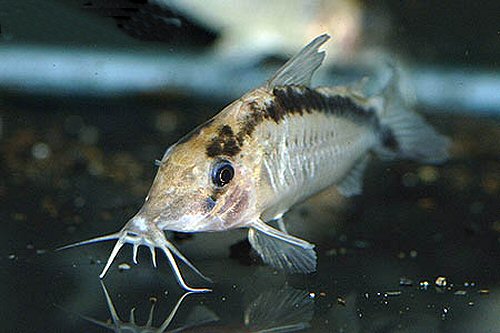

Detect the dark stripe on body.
xmin=236 ymin=85 xmax=379 ymax=143
xmin=260 ymin=85 xmax=397 ymax=152
xmin=271 ymin=85 xmax=377 ymax=124
xmin=205 ymin=85 xmax=398 ymax=157
xmin=236 ymin=101 xmax=267 ymax=145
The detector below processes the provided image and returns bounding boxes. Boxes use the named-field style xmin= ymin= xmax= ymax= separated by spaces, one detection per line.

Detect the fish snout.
xmin=58 ymin=212 xmax=212 ymax=292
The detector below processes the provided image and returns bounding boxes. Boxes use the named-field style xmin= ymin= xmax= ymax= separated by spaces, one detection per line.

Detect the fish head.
xmin=58 ymin=100 xmax=263 ymax=292
xmin=56 ymin=31 xmax=335 ymax=291
xmin=143 ymin=117 xmax=260 ymax=233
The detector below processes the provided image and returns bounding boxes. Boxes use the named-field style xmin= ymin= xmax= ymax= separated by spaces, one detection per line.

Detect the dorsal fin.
xmin=266 ymin=34 xmax=330 ymax=89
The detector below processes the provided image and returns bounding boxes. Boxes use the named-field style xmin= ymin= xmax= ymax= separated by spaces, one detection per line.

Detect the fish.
xmin=59 ymin=34 xmax=450 ymax=292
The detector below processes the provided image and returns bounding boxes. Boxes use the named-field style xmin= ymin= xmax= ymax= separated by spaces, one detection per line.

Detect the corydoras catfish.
xmin=60 ymin=34 xmax=450 ymax=292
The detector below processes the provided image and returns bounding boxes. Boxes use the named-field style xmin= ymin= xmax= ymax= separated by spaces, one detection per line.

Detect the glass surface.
xmin=1 ymin=1 xmax=498 ymax=332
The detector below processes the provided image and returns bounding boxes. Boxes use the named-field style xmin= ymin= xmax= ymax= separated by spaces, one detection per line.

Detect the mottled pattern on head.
xmin=206 ymin=125 xmax=241 ymax=157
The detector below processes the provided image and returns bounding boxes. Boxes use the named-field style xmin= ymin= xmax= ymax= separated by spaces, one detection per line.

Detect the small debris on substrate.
xmin=419 ymin=280 xmax=430 ymax=290
xmin=478 ymin=289 xmax=490 ymax=295
xmin=399 ymin=277 xmax=414 ymax=287
xmin=435 ymin=276 xmax=447 ymax=287
xmin=441 ymin=306 xmax=450 ymax=320
xmin=26 ymin=243 xmax=48 ymax=255
xmin=396 ymin=249 xmax=419 ymax=260
xmin=384 ymin=291 xmax=402 ymax=297
xmin=373 ymin=291 xmax=404 ymax=305
xmin=413 ymin=276 xmax=492 ymax=301
xmin=325 ymin=247 xmax=348 ymax=256
xmin=359 ymin=274 xmax=492 ymax=324
xmin=118 ymin=263 xmax=131 ymax=271
xmin=6 ymin=244 xmax=48 ymax=261
xmin=464 ymin=281 xmax=476 ymax=287
xmin=3 ymin=124 xmax=151 ymax=198
xmin=307 ymin=291 xmax=328 ymax=299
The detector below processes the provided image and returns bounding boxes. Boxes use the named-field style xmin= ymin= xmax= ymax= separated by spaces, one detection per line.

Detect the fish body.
xmin=60 ymin=35 xmax=449 ymax=291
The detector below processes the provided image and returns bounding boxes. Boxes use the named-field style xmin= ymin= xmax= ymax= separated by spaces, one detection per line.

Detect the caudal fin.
xmin=374 ymin=69 xmax=450 ymax=163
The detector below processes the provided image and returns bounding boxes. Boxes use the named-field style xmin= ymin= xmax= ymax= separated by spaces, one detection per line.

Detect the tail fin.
xmin=373 ymin=69 xmax=450 ymax=163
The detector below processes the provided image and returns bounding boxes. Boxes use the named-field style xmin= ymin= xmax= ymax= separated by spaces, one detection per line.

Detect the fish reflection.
xmin=80 ymin=282 xmax=218 ymax=332
xmin=80 ymin=283 xmax=314 ymax=332
xmin=242 ymin=287 xmax=314 ymax=332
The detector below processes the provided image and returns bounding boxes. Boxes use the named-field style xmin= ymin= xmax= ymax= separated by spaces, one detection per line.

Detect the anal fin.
xmin=248 ymin=221 xmax=317 ymax=274
xmin=337 ymin=154 xmax=370 ymax=197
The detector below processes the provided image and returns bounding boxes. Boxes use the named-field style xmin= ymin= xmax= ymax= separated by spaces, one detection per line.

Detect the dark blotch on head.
xmin=236 ymin=101 xmax=266 ymax=144
xmin=206 ymin=125 xmax=241 ymax=157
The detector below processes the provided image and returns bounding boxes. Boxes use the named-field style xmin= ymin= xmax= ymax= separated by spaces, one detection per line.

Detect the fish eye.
xmin=212 ymin=160 xmax=234 ymax=187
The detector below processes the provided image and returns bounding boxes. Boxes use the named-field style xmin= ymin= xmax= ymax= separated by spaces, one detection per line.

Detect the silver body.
xmin=258 ymin=108 xmax=376 ymax=221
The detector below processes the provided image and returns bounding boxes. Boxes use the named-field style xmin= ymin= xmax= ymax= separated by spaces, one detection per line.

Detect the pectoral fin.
xmin=248 ymin=220 xmax=317 ymax=274
xmin=337 ymin=154 xmax=370 ymax=197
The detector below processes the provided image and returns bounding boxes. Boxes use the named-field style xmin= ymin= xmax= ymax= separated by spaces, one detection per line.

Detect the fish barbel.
xmin=59 ymin=34 xmax=450 ymax=292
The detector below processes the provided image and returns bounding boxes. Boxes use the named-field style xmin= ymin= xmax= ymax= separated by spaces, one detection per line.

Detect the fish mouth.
xmin=57 ymin=216 xmax=212 ymax=293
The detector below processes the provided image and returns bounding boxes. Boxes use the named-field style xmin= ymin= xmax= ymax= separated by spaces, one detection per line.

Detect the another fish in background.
xmin=155 ymin=0 xmax=368 ymax=63
xmin=59 ymin=34 xmax=450 ymax=292
xmin=86 ymin=0 xmax=379 ymax=64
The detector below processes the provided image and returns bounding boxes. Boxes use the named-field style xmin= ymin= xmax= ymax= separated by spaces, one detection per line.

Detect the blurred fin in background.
xmin=78 ymin=0 xmax=371 ymax=63
xmin=154 ymin=0 xmax=374 ymax=64
xmin=80 ymin=0 xmax=217 ymax=47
